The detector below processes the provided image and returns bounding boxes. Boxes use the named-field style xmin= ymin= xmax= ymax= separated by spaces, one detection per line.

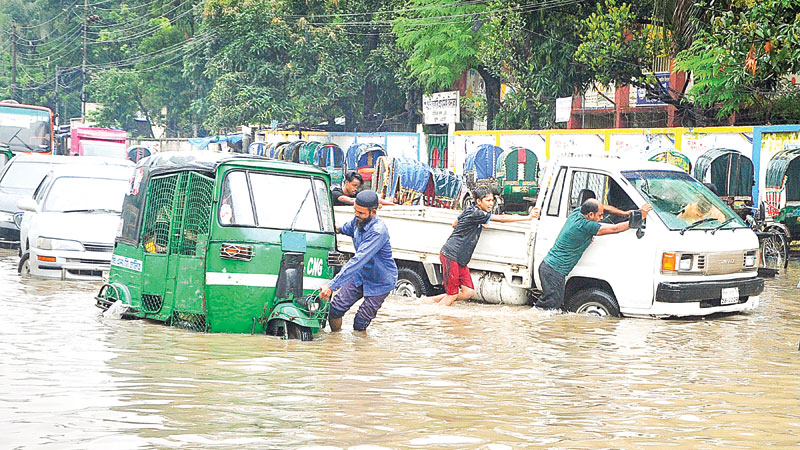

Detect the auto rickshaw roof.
xmin=136 ymin=150 xmax=329 ymax=177
xmin=765 ymin=147 xmax=800 ymax=189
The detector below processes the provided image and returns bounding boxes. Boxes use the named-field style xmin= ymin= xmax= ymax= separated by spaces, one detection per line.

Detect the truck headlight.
xmin=679 ymin=254 xmax=693 ymax=271
xmin=37 ymin=237 xmax=84 ymax=251
xmin=0 ymin=211 xmax=14 ymax=223
xmin=744 ymin=250 xmax=757 ymax=268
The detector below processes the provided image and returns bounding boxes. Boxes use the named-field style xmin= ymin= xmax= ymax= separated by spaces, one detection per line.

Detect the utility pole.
xmin=54 ymin=65 xmax=60 ymax=126
xmin=11 ymin=23 xmax=18 ymax=101
xmin=81 ymin=0 xmax=88 ymax=122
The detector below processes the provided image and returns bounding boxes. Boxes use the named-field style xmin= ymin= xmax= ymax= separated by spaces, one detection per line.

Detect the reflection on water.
xmin=1 ymin=249 xmax=799 ymax=449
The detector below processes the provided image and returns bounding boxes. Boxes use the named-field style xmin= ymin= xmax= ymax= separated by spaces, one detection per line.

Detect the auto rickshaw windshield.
xmin=219 ymin=171 xmax=334 ymax=233
xmin=623 ymin=170 xmax=746 ymax=231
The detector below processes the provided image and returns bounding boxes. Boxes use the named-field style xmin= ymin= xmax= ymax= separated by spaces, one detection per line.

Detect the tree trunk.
xmin=476 ymin=66 xmax=501 ymax=129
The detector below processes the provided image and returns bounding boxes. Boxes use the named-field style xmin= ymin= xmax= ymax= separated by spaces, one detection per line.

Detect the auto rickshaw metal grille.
xmin=169 ymin=174 xmax=189 ymax=254
xmin=141 ymin=294 xmax=163 ymax=313
xmin=179 ymin=173 xmax=214 ymax=256
xmin=171 ymin=311 xmax=207 ymax=332
xmin=141 ymin=175 xmax=178 ymax=253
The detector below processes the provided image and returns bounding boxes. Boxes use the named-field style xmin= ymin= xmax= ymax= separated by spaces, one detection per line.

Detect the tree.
xmin=675 ymin=0 xmax=800 ymax=122
xmin=393 ymin=0 xmax=501 ymax=128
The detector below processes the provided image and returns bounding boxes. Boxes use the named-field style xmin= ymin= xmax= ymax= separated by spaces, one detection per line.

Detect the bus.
xmin=0 ymin=100 xmax=55 ymax=155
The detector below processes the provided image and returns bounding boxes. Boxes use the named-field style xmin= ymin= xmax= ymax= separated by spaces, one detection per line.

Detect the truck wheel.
xmin=564 ymin=288 xmax=621 ymax=317
xmin=17 ymin=252 xmax=30 ymax=277
xmin=394 ymin=266 xmax=430 ymax=298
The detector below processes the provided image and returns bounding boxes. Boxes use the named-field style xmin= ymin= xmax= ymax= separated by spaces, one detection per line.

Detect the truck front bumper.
xmin=655 ymin=276 xmax=764 ymax=305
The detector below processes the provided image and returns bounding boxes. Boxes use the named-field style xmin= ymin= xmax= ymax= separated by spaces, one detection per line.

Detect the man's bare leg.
xmin=423 ymin=293 xmax=446 ymax=304
xmin=440 ymin=286 xmax=475 ymax=306
xmin=329 ymin=317 xmax=343 ymax=332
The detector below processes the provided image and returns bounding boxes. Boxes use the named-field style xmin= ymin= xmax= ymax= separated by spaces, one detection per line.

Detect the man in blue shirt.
xmin=319 ymin=190 xmax=398 ymax=332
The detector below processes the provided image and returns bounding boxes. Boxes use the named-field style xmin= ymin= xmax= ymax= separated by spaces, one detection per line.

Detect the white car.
xmin=17 ymin=163 xmax=134 ymax=280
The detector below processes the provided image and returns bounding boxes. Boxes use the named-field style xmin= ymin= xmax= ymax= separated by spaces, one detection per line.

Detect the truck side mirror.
xmin=629 ymin=210 xmax=645 ymax=239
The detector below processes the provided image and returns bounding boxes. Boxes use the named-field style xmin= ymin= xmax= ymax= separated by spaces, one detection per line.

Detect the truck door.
xmin=533 ymin=166 xmax=569 ymax=282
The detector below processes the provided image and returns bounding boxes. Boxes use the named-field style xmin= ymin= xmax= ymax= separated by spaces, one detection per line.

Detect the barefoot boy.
xmin=429 ymin=186 xmax=536 ymax=306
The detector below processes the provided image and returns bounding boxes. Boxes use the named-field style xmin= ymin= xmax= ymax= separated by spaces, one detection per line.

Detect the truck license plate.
xmin=721 ymin=287 xmax=739 ymax=305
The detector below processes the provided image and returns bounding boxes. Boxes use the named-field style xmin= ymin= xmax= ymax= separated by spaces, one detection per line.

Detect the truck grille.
xmin=704 ymin=251 xmax=745 ymax=275
xmin=696 ymin=255 xmax=706 ymax=270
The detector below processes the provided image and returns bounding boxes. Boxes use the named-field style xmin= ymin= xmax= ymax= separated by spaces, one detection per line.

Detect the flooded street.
xmin=1 ymin=249 xmax=799 ymax=449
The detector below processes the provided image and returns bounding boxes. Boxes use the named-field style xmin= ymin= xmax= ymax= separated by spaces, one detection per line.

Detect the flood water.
xmin=1 ymin=249 xmax=799 ymax=449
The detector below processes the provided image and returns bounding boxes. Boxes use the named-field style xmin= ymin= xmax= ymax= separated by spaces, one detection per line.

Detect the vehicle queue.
xmin=0 ymin=137 xmax=788 ymax=341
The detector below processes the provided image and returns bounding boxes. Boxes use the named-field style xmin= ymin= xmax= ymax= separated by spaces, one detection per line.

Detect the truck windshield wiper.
xmin=289 ymin=189 xmax=312 ymax=230
xmin=679 ymin=217 xmax=718 ymax=235
xmin=710 ymin=217 xmax=737 ymax=234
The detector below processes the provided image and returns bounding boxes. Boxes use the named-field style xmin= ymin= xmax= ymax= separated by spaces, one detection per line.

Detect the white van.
xmin=335 ymin=156 xmax=763 ymax=318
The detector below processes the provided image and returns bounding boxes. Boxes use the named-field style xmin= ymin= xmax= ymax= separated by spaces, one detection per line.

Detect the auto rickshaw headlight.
xmin=297 ymin=294 xmax=322 ymax=313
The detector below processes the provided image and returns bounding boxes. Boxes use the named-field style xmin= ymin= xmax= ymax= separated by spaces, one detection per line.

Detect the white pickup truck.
xmin=334 ymin=156 xmax=764 ymax=318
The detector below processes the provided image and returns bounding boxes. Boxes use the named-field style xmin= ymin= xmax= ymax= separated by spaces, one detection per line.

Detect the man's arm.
xmin=337 ymin=195 xmax=355 ymax=205
xmin=603 ymin=204 xmax=630 ymax=216
xmin=319 ymin=229 xmax=388 ymax=299
xmin=596 ymin=204 xmax=652 ymax=236
xmin=489 ymin=211 xmax=537 ymax=223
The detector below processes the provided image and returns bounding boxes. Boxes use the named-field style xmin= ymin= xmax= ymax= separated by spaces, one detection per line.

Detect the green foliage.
xmin=675 ymin=0 xmax=800 ymax=119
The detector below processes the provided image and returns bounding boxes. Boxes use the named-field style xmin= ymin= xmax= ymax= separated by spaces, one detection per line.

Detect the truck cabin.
xmin=70 ymin=128 xmax=128 ymax=160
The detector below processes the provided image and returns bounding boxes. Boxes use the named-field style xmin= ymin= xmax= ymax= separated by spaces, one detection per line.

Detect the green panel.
xmin=108 ymin=242 xmax=145 ymax=312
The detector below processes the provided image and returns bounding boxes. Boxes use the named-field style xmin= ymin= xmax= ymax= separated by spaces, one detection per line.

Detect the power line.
xmin=13 ymin=1 xmax=80 ymax=30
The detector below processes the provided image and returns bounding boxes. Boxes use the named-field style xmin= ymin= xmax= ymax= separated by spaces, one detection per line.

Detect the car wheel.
xmin=564 ymin=288 xmax=621 ymax=317
xmin=394 ymin=266 xmax=430 ymax=298
xmin=18 ymin=252 xmax=30 ymax=277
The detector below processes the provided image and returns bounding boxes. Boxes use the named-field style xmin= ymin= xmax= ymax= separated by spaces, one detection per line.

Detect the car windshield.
xmin=80 ymin=141 xmax=127 ymax=159
xmin=220 ymin=171 xmax=334 ymax=233
xmin=43 ymin=176 xmax=128 ymax=213
xmin=623 ymin=170 xmax=746 ymax=231
xmin=0 ymin=161 xmax=52 ymax=189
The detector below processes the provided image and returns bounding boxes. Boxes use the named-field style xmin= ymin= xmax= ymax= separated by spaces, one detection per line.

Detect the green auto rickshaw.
xmin=96 ymin=151 xmax=341 ymax=340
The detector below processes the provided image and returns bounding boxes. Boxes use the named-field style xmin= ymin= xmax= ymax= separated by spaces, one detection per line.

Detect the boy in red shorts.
xmin=429 ymin=186 xmax=536 ymax=306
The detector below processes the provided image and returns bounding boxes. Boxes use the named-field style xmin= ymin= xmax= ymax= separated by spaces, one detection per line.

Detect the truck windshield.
xmin=622 ymin=170 xmax=746 ymax=231
xmin=80 ymin=141 xmax=128 ymax=159
xmin=220 ymin=171 xmax=334 ymax=233
xmin=43 ymin=177 xmax=128 ymax=213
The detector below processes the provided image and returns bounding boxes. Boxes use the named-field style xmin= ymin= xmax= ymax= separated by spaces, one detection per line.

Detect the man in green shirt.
xmin=536 ymin=198 xmax=652 ymax=311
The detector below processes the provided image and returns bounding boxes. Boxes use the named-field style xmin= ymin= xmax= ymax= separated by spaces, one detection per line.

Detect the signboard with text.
xmin=423 ymin=91 xmax=460 ymax=124
xmin=631 ymin=72 xmax=671 ymax=106
xmin=555 ymin=97 xmax=572 ymax=123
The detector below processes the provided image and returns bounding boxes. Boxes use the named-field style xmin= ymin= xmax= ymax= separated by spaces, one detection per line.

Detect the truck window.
xmin=569 ymin=171 xmax=609 ymax=210
xmin=546 ymin=168 xmax=566 ymax=216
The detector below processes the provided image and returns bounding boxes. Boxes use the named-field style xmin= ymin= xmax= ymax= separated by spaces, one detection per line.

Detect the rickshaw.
xmin=764 ymin=146 xmax=800 ymax=242
xmin=344 ymin=143 xmax=386 ymax=188
xmin=496 ymin=146 xmax=539 ymax=212
xmin=248 ymin=142 xmax=269 ymax=156
xmin=645 ymin=148 xmax=691 ymax=173
xmin=298 ymin=142 xmax=322 ymax=165
xmin=280 ymin=140 xmax=306 ymax=163
xmin=693 ymin=148 xmax=754 ymax=218
xmin=314 ymin=143 xmax=345 ymax=186
xmin=95 ymin=151 xmax=340 ymax=341
xmin=271 ymin=142 xmax=291 ymax=159
xmin=462 ymin=144 xmax=504 ymax=208
xmin=374 ymin=156 xmax=435 ymax=205
xmin=431 ymin=168 xmax=464 ymax=209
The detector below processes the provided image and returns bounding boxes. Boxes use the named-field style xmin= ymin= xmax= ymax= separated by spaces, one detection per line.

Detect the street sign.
xmin=555 ymin=97 xmax=572 ymax=123
xmin=423 ymin=91 xmax=460 ymax=124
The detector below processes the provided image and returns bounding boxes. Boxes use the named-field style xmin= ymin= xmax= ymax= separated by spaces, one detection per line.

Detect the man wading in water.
xmin=320 ymin=190 xmax=397 ymax=332
xmin=427 ymin=186 xmax=536 ymax=306
xmin=535 ymin=198 xmax=652 ymax=311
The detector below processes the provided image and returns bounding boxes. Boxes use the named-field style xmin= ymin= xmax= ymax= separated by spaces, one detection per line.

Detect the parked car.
xmin=0 ymin=155 xmax=132 ymax=249
xmin=17 ymin=162 xmax=134 ymax=280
